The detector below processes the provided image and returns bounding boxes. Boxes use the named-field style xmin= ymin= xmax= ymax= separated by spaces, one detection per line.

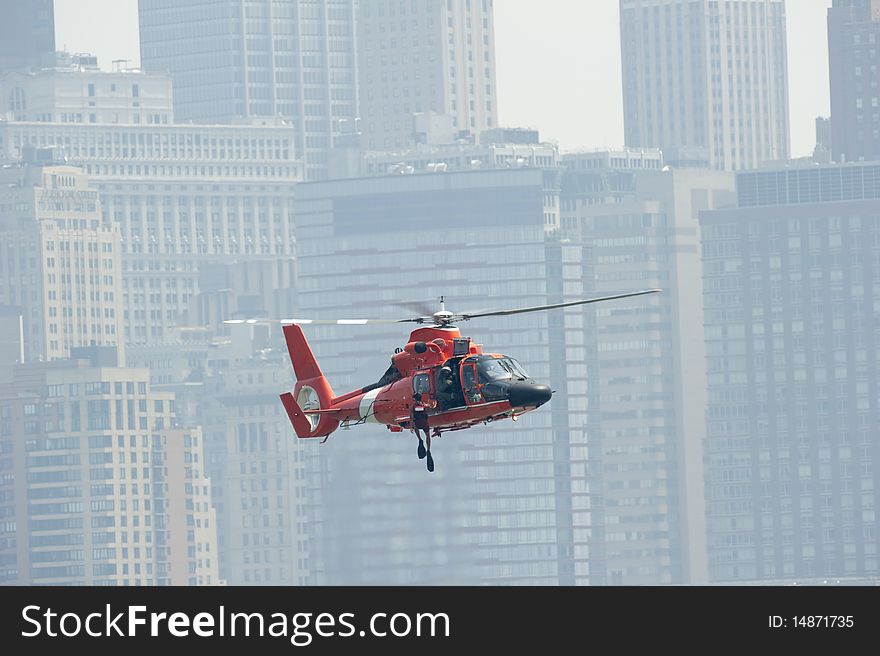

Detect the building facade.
xmin=103 ymin=179 xmax=297 ymax=344
xmin=162 ymin=427 xmax=223 ymax=586
xmin=0 ymin=119 xmax=299 ymax=344
xmin=828 ymin=0 xmax=880 ymax=163
xmin=701 ymin=162 xmax=880 ymax=581
xmin=560 ymin=150 xmax=735 ymax=584
xmin=0 ymin=352 xmax=220 ymax=585
xmin=357 ymin=0 xmax=499 ymax=150
xmin=0 ymin=52 xmax=175 ymax=126
xmin=138 ymin=0 xmax=358 ymax=180
xmin=620 ymin=0 xmax=790 ymax=171
xmin=0 ymin=160 xmax=125 ymax=363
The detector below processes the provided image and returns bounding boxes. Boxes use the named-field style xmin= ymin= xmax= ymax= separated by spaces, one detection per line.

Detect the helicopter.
xmin=227 ymin=289 xmax=660 ymax=472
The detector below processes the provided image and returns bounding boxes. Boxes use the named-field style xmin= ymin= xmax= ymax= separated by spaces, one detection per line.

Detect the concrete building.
xmin=701 ymin=161 xmax=880 ymax=581
xmin=620 ymin=0 xmax=790 ymax=171
xmin=0 ymin=0 xmax=55 ymax=73
xmin=102 ymin=178 xmax=297 ymax=345
xmin=828 ymin=0 xmax=880 ymax=163
xmin=201 ymin=344 xmax=309 ymax=585
xmin=0 ymin=119 xmax=299 ymax=182
xmin=0 ymin=349 xmax=220 ymax=585
xmin=138 ymin=0 xmax=358 ymax=180
xmin=560 ymin=150 xmax=735 ymax=584
xmin=293 ymin=167 xmax=599 ymax=585
xmin=0 ymin=52 xmax=174 ymax=126
xmin=0 ymin=113 xmax=300 ymax=344
xmin=162 ymin=428 xmax=222 ymax=586
xmin=357 ymin=0 xmax=499 ymax=149
xmin=0 ymin=158 xmax=125 ymax=363
xmin=127 ymin=326 xmax=310 ymax=585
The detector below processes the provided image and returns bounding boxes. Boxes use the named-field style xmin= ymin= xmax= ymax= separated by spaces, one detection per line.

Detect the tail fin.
xmin=283 ymin=323 xmax=326 ymax=381
xmin=281 ymin=324 xmax=339 ymax=439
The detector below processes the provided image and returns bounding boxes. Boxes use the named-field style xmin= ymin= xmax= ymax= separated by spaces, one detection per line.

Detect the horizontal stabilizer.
xmin=301 ymin=408 xmax=347 ymax=415
xmin=279 ymin=392 xmax=315 ymax=438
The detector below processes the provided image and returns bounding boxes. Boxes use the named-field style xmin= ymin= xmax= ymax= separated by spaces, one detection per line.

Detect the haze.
xmin=54 ymin=0 xmax=833 ymax=157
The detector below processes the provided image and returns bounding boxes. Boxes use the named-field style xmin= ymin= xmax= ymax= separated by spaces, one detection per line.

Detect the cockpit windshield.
xmin=477 ymin=357 xmax=529 ymax=383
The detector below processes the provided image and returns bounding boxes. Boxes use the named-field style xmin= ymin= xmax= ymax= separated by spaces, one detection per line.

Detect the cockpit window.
xmin=503 ymin=358 xmax=529 ymax=378
xmin=477 ymin=358 xmax=529 ymax=383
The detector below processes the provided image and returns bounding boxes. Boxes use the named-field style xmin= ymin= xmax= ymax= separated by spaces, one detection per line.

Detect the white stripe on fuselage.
xmin=358 ymin=388 xmax=382 ymax=423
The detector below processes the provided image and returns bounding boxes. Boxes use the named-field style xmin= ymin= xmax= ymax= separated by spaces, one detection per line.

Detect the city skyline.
xmin=54 ymin=0 xmax=833 ymax=158
xmin=3 ymin=0 xmax=878 ymax=588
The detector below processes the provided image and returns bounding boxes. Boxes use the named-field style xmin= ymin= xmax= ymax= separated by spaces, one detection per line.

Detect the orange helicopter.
xmin=228 ymin=289 xmax=660 ymax=472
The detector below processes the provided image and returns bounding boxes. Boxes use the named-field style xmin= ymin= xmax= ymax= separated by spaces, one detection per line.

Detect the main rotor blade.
xmin=457 ymin=289 xmax=662 ymax=321
xmin=224 ymin=317 xmax=426 ymax=326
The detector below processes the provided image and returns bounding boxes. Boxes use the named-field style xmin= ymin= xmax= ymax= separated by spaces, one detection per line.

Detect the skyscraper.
xmin=357 ymin=0 xmax=499 ymax=149
xmin=0 ymin=350 xmax=220 ymax=586
xmin=0 ymin=0 xmax=55 ymax=73
xmin=560 ymin=150 xmax=735 ymax=583
xmin=0 ymin=157 xmax=125 ymax=364
xmin=701 ymin=162 xmax=880 ymax=581
xmin=620 ymin=0 xmax=790 ymax=171
xmin=138 ymin=0 xmax=358 ymax=180
xmin=828 ymin=0 xmax=880 ymax=163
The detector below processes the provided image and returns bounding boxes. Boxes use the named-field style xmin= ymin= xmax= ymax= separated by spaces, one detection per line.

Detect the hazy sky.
xmin=55 ymin=0 xmax=833 ymax=158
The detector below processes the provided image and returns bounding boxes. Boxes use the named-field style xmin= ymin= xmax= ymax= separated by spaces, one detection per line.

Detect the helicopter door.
xmin=461 ymin=363 xmax=483 ymax=405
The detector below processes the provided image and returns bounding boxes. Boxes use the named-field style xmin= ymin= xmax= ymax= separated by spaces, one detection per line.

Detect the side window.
xmin=461 ymin=366 xmax=474 ymax=387
xmin=461 ymin=364 xmax=483 ymax=404
xmin=412 ymin=374 xmax=431 ymax=395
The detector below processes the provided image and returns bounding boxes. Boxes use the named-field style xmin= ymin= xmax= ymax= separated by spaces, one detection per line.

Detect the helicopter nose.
xmin=507 ymin=382 xmax=553 ymax=408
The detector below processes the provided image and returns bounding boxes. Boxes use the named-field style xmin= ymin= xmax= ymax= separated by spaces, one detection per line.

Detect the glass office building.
xmin=701 ymin=162 xmax=880 ymax=581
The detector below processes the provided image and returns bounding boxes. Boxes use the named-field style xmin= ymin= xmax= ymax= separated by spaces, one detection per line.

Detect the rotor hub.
xmin=432 ymin=310 xmax=455 ymax=326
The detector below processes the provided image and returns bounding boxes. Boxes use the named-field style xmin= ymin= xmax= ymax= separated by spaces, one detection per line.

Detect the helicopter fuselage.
xmin=280 ymin=325 xmax=552 ymax=439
